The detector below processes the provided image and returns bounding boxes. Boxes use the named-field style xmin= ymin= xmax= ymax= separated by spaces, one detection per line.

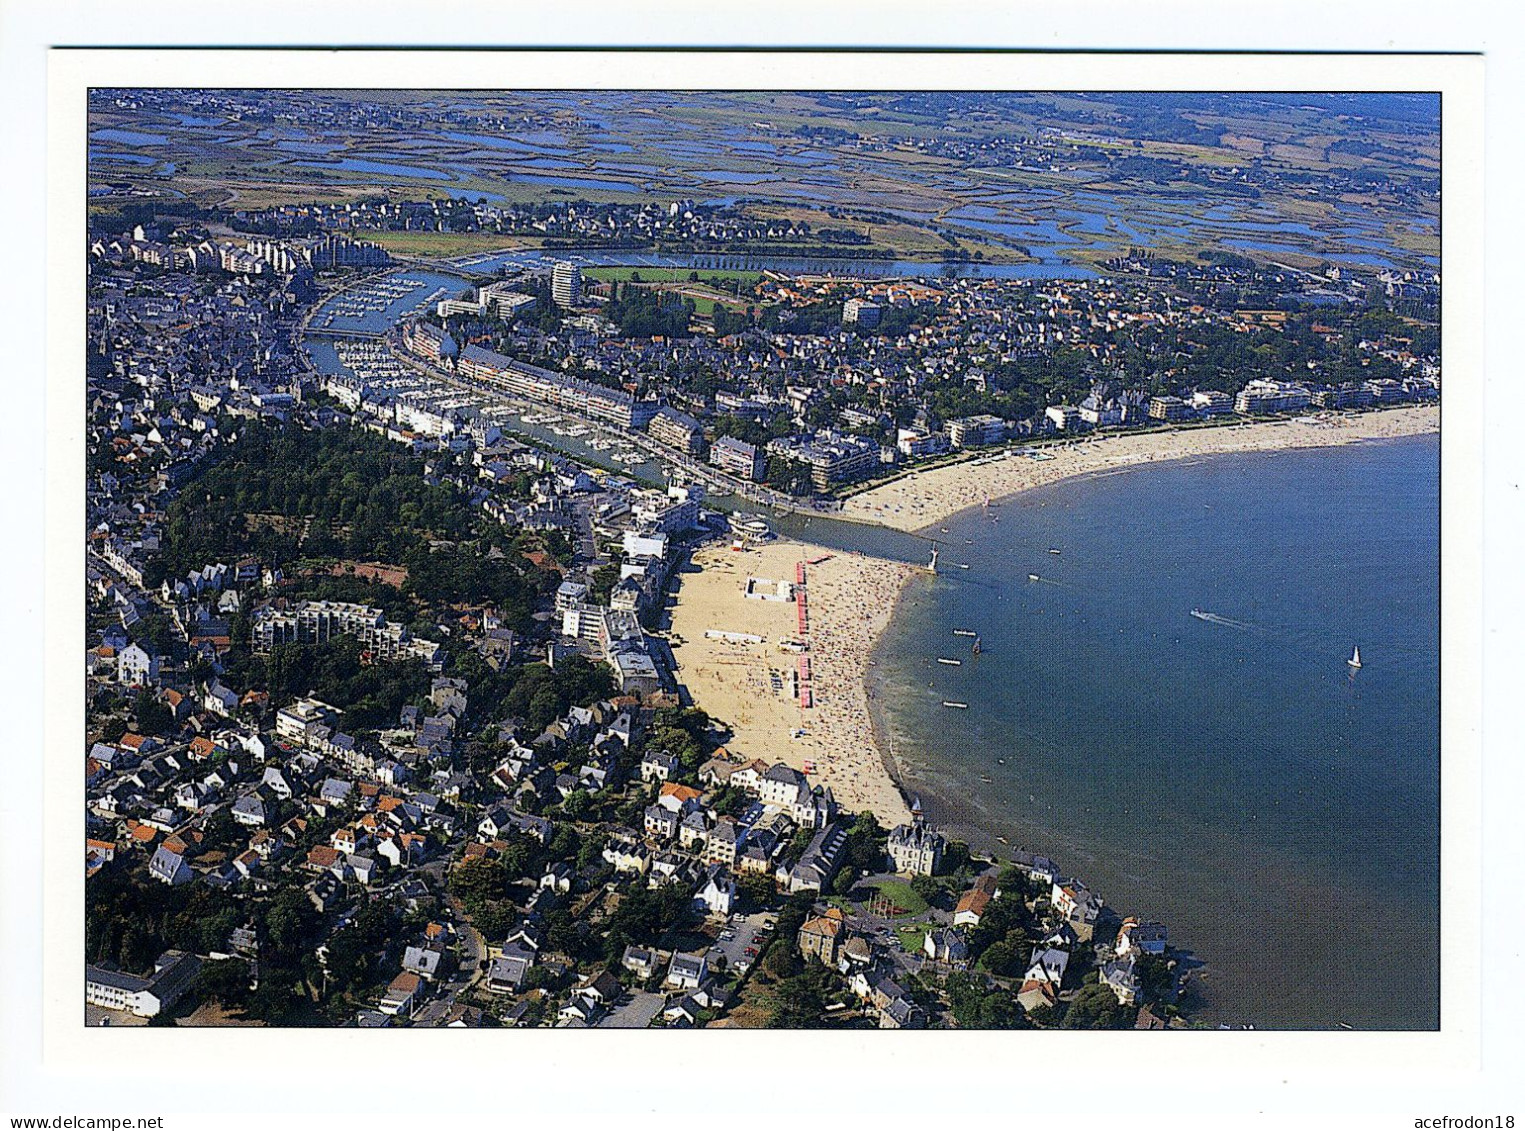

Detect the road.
xmin=407 ymin=863 xmax=487 ymax=1025
xmin=595 ymin=990 xmax=665 ymax=1029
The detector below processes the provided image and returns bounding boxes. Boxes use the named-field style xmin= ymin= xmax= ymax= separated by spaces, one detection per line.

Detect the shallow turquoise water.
xmin=869 ymin=436 xmax=1440 ymax=1029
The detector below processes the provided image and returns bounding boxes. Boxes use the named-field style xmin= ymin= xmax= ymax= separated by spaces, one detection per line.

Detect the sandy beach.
xmin=667 ymin=538 xmax=918 ymax=825
xmin=842 ymin=404 xmax=1440 ymax=534
xmin=668 ymin=405 xmax=1438 ymax=830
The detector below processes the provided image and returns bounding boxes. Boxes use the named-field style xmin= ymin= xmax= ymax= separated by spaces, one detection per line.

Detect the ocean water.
xmin=868 ymin=435 xmax=1440 ymax=1029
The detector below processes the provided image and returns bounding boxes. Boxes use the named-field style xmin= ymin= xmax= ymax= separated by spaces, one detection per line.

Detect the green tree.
xmin=1058 ymin=982 xmax=1133 ymax=1030
xmin=944 ymin=971 xmax=1028 ymax=1029
xmin=767 ymin=967 xmax=830 ymax=1028
xmin=242 ymin=966 xmax=303 ymax=1025
xmin=196 ymin=957 xmax=252 ymax=1009
xmin=737 ymin=871 xmax=777 ymax=910
xmin=449 ymin=857 xmax=511 ymax=906
xmin=132 ymin=690 xmax=173 ymax=736
xmin=979 ymin=939 xmax=1023 ymax=977
xmin=910 ymin=874 xmax=941 ymax=903
xmin=844 ymin=811 xmax=887 ymax=874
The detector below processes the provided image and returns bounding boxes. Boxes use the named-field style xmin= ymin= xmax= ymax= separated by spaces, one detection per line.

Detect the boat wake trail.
xmin=1027 ymin=574 xmax=1068 ymax=589
xmin=1189 ymin=609 xmax=1258 ymax=631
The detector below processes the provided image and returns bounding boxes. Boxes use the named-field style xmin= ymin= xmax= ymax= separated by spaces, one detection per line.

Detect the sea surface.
xmin=866 ymin=435 xmax=1440 ymax=1029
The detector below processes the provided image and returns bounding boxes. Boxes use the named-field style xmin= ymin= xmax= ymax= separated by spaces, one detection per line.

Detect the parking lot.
xmin=85 ymin=1003 xmax=147 ymax=1027
xmin=705 ymin=909 xmax=776 ymax=976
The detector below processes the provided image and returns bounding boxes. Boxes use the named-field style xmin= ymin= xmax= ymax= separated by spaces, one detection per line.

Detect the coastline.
xmin=854 ymin=426 xmax=1440 ymax=1027
xmin=841 ymin=405 xmax=1440 ymax=534
xmin=666 ymin=538 xmax=918 ymax=825
xmin=669 ymin=404 xmax=1439 ymax=839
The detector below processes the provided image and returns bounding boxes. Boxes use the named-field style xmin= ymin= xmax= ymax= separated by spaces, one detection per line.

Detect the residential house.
xmin=695 ymin=864 xmax=736 ymax=917
xmin=782 ymin=821 xmax=847 ymax=894
xmin=86 ymin=838 xmax=116 ymax=878
xmin=160 ymin=688 xmax=191 ymax=722
xmin=665 ymin=950 xmax=708 ymax=990
xmin=557 ymin=994 xmax=600 ymax=1027
xmin=621 ymin=945 xmax=661 ymax=980
xmin=1024 ymin=944 xmax=1070 ymax=988
xmin=477 ymin=806 xmax=517 ymax=843
xmin=1051 ymin=879 xmax=1104 ymax=941
xmin=230 ymin=794 xmax=267 ymax=828
xmin=649 ymin=849 xmax=689 ymax=886
xmin=232 ymin=849 xmax=261 ymax=880
xmin=379 ymin=971 xmax=423 ymax=1017
xmin=923 ymin=926 xmax=970 ymax=967
xmin=678 ymin=810 xmax=710 ymax=850
xmin=697 ymin=756 xmax=742 ymax=788
xmin=540 ymin=861 xmax=575 ymax=893
xmin=879 ymin=994 xmax=926 ymax=1030
xmin=643 ymin=804 xmax=680 ymax=841
xmin=346 ymin=853 xmax=381 ymax=886
xmin=602 ymin=832 xmax=651 ymax=875
xmin=662 ymin=997 xmax=702 ymax=1027
xmin=305 ymin=845 xmax=343 ymax=874
xmin=1017 ymin=979 xmax=1060 ymax=1015
xmin=790 ymin=786 xmax=836 ymax=830
xmin=888 ymin=819 xmax=945 ymax=876
xmin=147 ymin=845 xmax=193 ymax=886
xmin=704 ymin=819 xmax=741 ymax=867
xmin=484 ymin=941 xmax=536 ymax=995
xmin=798 ymin=906 xmax=848 ymax=966
xmin=656 ymin=782 xmax=703 ymax=814
xmin=402 ymin=944 xmax=446 ymax=982
xmin=442 ymin=1004 xmax=487 ymax=1028
xmin=1115 ymin=918 xmax=1167 ymax=957
xmin=954 ymin=874 xmax=1000 ymax=927
xmin=639 ymin=750 xmax=680 ymax=783
xmin=1101 ymin=952 xmax=1142 ymax=1005
xmin=727 ymin=758 xmax=772 ymax=794
xmin=758 ymin=762 xmax=809 ymax=808
xmin=260 ymin=767 xmax=294 ymax=800
xmin=579 ymin=970 xmax=623 ymax=1008
xmin=117 ymin=642 xmax=161 ymax=687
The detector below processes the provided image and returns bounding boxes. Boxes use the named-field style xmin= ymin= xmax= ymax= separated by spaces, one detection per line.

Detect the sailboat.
xmin=1347 ymin=645 xmax=1362 ymax=670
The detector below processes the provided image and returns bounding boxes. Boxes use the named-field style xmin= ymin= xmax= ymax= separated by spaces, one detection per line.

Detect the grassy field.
xmin=895 ymin=923 xmax=934 ymax=953
xmin=584 ymin=267 xmax=760 ymax=315
xmin=746 ymin=201 xmax=1024 ymax=264
xmin=864 ymin=878 xmax=930 ymax=916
